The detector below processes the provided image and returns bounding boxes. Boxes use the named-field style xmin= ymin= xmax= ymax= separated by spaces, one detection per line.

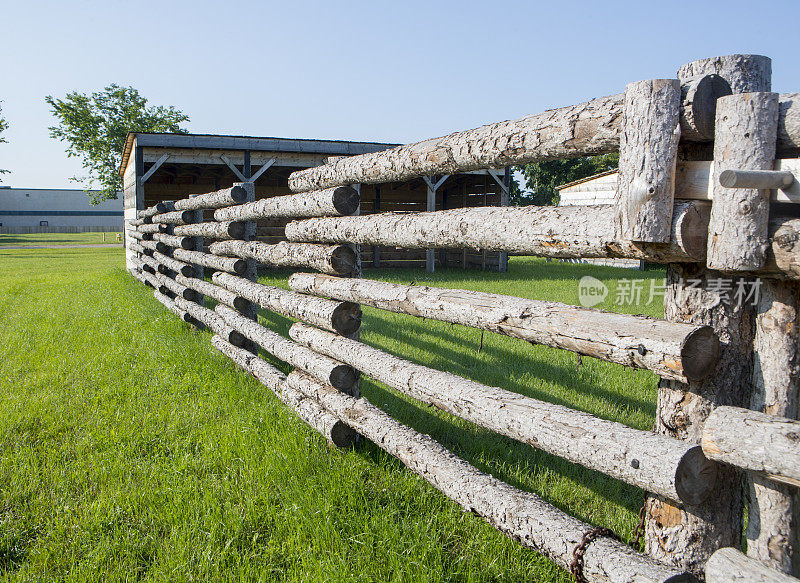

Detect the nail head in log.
xmin=707 ymin=92 xmax=779 ymax=271
xmin=285 ymin=201 xmax=710 ymax=263
xmin=152 ymin=251 xmax=196 ymax=278
xmin=288 ymin=273 xmax=719 ymax=382
xmin=705 ymin=547 xmax=797 ymax=583
xmin=212 ymin=272 xmax=361 ymax=335
xmin=289 ymin=322 xmax=718 ymax=505
xmin=152 ymin=233 xmax=195 ymax=250
xmin=210 ymin=240 xmax=357 ymax=276
xmin=215 ymin=304 xmax=358 ymax=391
xmin=173 ymin=221 xmax=244 ymax=240
xmin=171 ymin=248 xmax=247 ymax=275
xmin=214 ymin=186 xmax=360 ymax=222
xmin=173 ymin=185 xmax=248 ymax=211
xmin=702 ymin=406 xmax=800 ymax=488
xmin=286 ymin=371 xmax=690 ymax=583
xmin=211 ymin=336 xmax=356 ymax=448
xmin=174 ymin=274 xmax=249 ymax=311
xmin=151 ymin=209 xmax=195 ymax=225
xmin=153 ymin=290 xmax=195 ymax=323
xmin=173 ymin=295 xmax=246 ymax=346
xmin=615 ymin=79 xmax=681 ymax=243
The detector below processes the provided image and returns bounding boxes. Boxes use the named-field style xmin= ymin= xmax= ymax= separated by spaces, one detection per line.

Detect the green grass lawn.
xmin=0 ymin=232 xmax=122 ymax=246
xmin=0 ymin=244 xmax=665 ymax=582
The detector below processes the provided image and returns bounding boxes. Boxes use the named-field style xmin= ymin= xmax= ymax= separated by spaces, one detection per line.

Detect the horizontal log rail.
xmin=215 ymin=304 xmax=358 ymax=391
xmin=213 ymin=186 xmax=360 ymax=222
xmin=173 ymin=185 xmax=248 ymax=211
xmin=173 ymin=296 xmax=245 ymax=346
xmin=174 ymin=274 xmax=249 ymax=312
xmin=212 ymin=336 xmax=356 ymax=447
xmin=127 ymin=230 xmax=148 ymax=241
xmin=171 ymin=249 xmax=247 ymax=275
xmin=287 ymin=89 xmax=798 ymax=193
xmin=128 ymin=241 xmax=147 ymax=256
xmin=152 ymin=271 xmax=196 ymax=301
xmin=137 ymin=201 xmax=173 ymax=219
xmin=137 ymin=223 xmax=166 ymax=234
xmin=212 ymin=272 xmax=361 ymax=336
xmin=287 ymin=273 xmax=719 ymax=382
xmin=288 ymin=322 xmax=718 ymax=505
xmin=286 ymin=371 xmax=690 ymax=583
xmin=151 ymin=209 xmax=195 ymax=225
xmin=138 ymin=254 xmax=160 ymax=274
xmin=705 ymin=547 xmax=797 ymax=583
xmin=139 ymin=239 xmax=169 ymax=255
xmin=151 ymin=233 xmax=194 ymax=250
xmin=152 ymin=251 xmax=196 ymax=278
xmin=702 ymin=406 xmax=800 ymax=488
xmin=210 ymin=240 xmax=357 ymax=276
xmin=174 ymin=221 xmax=244 ymax=240
xmin=153 ymin=290 xmax=195 ymax=323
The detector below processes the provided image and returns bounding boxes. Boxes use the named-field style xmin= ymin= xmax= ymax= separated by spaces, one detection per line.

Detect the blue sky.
xmin=1 ymin=0 xmax=798 ymax=189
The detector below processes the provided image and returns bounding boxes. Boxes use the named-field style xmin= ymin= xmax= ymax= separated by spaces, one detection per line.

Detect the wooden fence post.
xmin=238 ymin=181 xmax=259 ymax=354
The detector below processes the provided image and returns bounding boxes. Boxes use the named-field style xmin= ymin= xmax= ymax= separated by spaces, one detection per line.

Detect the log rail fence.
xmin=125 ymin=53 xmax=800 ymax=582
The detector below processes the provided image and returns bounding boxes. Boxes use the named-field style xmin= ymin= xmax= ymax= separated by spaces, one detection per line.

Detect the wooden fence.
xmin=125 ymin=53 xmax=800 ymax=582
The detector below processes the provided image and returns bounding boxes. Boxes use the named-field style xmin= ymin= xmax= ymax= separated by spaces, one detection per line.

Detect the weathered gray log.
xmin=212 ymin=272 xmax=361 ymax=335
xmin=152 ymin=233 xmax=194 ymax=250
xmin=174 ymin=274 xmax=250 ymax=311
xmin=679 ymin=74 xmax=732 ymax=141
xmin=173 ymin=185 xmax=248 ymax=211
xmin=153 ymin=290 xmax=195 ymax=323
xmin=707 ymin=92 xmax=779 ymax=271
xmin=615 ymin=79 xmax=681 ymax=243
xmin=779 ymin=93 xmax=800 ymax=152
xmin=152 ymin=271 xmax=196 ymax=301
xmin=127 ymin=230 xmax=148 ymax=241
xmin=152 ymin=251 xmax=196 ymax=278
xmin=130 ymin=267 xmax=147 ymax=285
xmin=128 ymin=241 xmax=147 ymax=256
xmin=289 ymin=322 xmax=718 ymax=504
xmin=139 ymin=267 xmax=161 ymax=290
xmin=748 ymin=281 xmax=800 ymax=573
xmin=286 ymin=370 xmax=690 ymax=583
xmin=285 ymin=77 xmax=734 ymax=193
xmin=288 ymin=273 xmax=719 ymax=382
xmin=215 ymin=304 xmax=358 ymax=391
xmin=285 ymin=201 xmax=711 ymax=263
xmin=211 ymin=336 xmax=356 ymax=447
xmin=138 ymin=254 xmax=160 ymax=274
xmin=138 ymin=223 xmax=166 ymax=234
xmin=137 ymin=201 xmax=171 ymax=219
xmin=173 ymin=295 xmax=245 ymax=346
xmin=720 ymin=169 xmax=794 ymax=189
xmin=171 ymin=248 xmax=247 ymax=274
xmin=705 ymin=547 xmax=799 ymax=583
xmin=151 ymin=209 xmax=195 ymax=225
xmin=214 ymin=186 xmax=360 ymax=222
xmin=129 ymin=217 xmax=149 ymax=226
xmin=210 ymin=240 xmax=357 ymax=276
xmin=139 ymin=239 xmax=170 ymax=255
xmin=765 ymin=218 xmax=800 ymax=280
xmin=702 ymin=406 xmax=800 ymax=488
xmin=677 ymin=54 xmax=772 ymax=94
xmin=173 ymin=221 xmax=244 ymax=240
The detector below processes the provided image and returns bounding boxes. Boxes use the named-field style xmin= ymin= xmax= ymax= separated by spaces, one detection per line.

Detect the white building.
xmin=0 ymin=187 xmax=123 ymax=233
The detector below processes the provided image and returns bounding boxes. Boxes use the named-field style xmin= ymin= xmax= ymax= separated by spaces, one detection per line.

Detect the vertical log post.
xmin=498 ymin=167 xmax=510 ymax=272
xmin=373 ymin=185 xmax=380 ymax=268
xmin=643 ymin=55 xmax=771 ymax=577
xmin=191 ymin=203 xmax=205 ymax=309
xmin=238 ymin=181 xmax=259 ymax=355
xmin=426 ymin=176 xmax=436 ymax=273
xmin=615 ymin=79 xmax=682 ymax=243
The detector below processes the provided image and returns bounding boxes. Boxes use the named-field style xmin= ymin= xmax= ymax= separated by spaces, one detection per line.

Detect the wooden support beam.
xmin=706 ymin=547 xmax=800 ymax=583
xmin=247 ymin=157 xmax=276 ymax=183
xmin=210 ymin=240 xmax=357 ymax=276
xmin=288 ymin=322 xmax=719 ymax=505
xmin=140 ymin=153 xmax=170 ymax=184
xmin=214 ymin=186 xmax=360 ymax=222
xmin=719 ymin=169 xmax=794 ymax=189
xmin=285 ymin=371 xmax=691 ymax=583
xmin=220 ymin=155 xmax=246 ymax=181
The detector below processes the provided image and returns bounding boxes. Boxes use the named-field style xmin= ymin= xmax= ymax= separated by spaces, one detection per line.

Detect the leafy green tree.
xmin=514 ymin=153 xmax=619 ymax=206
xmin=46 ymin=84 xmax=189 ymax=203
xmin=0 ymin=102 xmax=9 ymax=181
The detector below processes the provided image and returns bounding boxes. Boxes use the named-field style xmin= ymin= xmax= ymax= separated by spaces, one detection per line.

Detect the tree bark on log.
xmin=214 ymin=186 xmax=360 ymax=222
xmin=173 ymin=185 xmax=248 ymax=211
xmin=127 ymin=230 xmax=149 ymax=241
xmin=173 ymin=296 xmax=245 ymax=346
xmin=285 ymin=371 xmax=691 ymax=583
xmin=215 ymin=304 xmax=358 ymax=391
xmin=615 ymin=79 xmax=681 ymax=243
xmin=152 ymin=233 xmax=194 ymax=250
xmin=129 ymin=241 xmax=147 ymax=256
xmin=151 ymin=209 xmax=195 ymax=225
xmin=677 ymin=55 xmax=772 ymax=94
xmin=212 ymin=272 xmax=361 ymax=335
xmin=174 ymin=274 xmax=250 ymax=312
xmin=171 ymin=249 xmax=247 ymax=275
xmin=139 ymin=239 xmax=169 ymax=254
xmin=210 ymin=240 xmax=357 ymax=276
xmin=284 ymin=201 xmax=710 ymax=263
xmin=211 ymin=336 xmax=356 ymax=448
xmin=173 ymin=221 xmax=244 ymax=240
xmin=748 ymin=281 xmax=800 ymax=573
xmin=140 ymin=268 xmax=161 ymax=290
xmin=138 ymin=254 xmax=160 ymax=274
xmin=779 ymin=93 xmax=800 ymax=153
xmin=153 ymin=290 xmax=195 ymax=323
xmin=702 ymin=406 xmax=800 ymax=488
xmin=138 ymin=223 xmax=166 ymax=234
xmin=152 ymin=251 xmax=196 ymax=278
xmin=288 ymin=272 xmax=719 ymax=382
xmin=285 ymin=77 xmax=740 ymax=193
xmin=138 ymin=201 xmax=172 ymax=219
xmin=707 ymin=92 xmax=779 ymax=271
xmin=152 ymin=271 xmax=196 ymax=301
xmin=705 ymin=547 xmax=798 ymax=583
xmin=288 ymin=322 xmax=719 ymax=505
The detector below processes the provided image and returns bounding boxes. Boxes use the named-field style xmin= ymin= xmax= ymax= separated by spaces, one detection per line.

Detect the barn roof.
xmin=556 ymin=169 xmax=618 ymax=191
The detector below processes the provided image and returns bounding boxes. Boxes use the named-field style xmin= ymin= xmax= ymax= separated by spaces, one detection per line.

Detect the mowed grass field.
xmin=0 ymin=242 xmax=666 ymax=582
xmin=0 ymin=232 xmax=122 ymax=246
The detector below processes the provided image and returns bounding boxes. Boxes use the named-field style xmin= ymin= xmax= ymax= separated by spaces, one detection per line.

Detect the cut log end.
xmin=331 ymin=302 xmax=362 ymax=336
xmin=329 ymin=364 xmax=359 ymax=392
xmin=232 ymin=259 xmax=247 ymax=274
xmin=674 ymin=445 xmax=719 ymax=506
xmin=330 ymin=245 xmax=358 ymax=275
xmin=680 ymin=326 xmax=720 ymax=381
xmin=682 ymin=74 xmax=732 ymax=140
xmin=228 ymin=222 xmax=245 ymax=239
xmin=329 ymin=420 xmax=358 ymax=448
xmin=232 ymin=296 xmax=252 ymax=312
xmin=230 ymin=185 xmax=248 ymax=203
xmin=332 ymin=186 xmax=361 ymax=215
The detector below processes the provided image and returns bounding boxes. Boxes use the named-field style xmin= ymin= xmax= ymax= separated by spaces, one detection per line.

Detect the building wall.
xmin=0 ymin=187 xmax=123 ymax=232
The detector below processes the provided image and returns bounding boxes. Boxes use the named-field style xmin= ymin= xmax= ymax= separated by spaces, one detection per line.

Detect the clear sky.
xmin=1 ymin=0 xmax=798 ymax=189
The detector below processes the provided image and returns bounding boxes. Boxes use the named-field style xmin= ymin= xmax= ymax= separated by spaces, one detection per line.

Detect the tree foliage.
xmin=0 ymin=102 xmax=9 ymax=181
xmin=513 ymin=153 xmax=619 ymax=206
xmin=46 ymin=84 xmax=189 ymax=203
